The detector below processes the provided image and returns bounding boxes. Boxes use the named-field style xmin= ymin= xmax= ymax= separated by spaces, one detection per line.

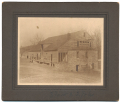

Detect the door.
xmin=51 ymin=54 xmax=52 ymax=66
xmin=76 ymin=65 xmax=79 ymax=72
xmin=92 ymin=63 xmax=94 ymax=69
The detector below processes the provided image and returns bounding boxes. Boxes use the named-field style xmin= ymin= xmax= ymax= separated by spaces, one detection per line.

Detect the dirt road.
xmin=19 ymin=58 xmax=101 ymax=85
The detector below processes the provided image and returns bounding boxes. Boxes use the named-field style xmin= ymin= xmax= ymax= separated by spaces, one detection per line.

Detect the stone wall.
xmin=41 ymin=51 xmax=58 ymax=65
xmin=38 ymin=49 xmax=99 ymax=72
xmin=54 ymin=50 xmax=99 ymax=72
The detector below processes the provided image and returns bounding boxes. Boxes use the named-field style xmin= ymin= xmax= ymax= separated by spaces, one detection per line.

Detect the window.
xmin=58 ymin=53 xmax=60 ymax=62
xmin=86 ymin=51 xmax=88 ymax=58
xmin=58 ymin=52 xmax=67 ymax=62
xmin=41 ymin=44 xmax=43 ymax=50
xmin=76 ymin=51 xmax=79 ymax=58
xmin=77 ymin=40 xmax=90 ymax=46
xmin=62 ymin=53 xmax=64 ymax=61
xmin=65 ymin=53 xmax=67 ymax=62
xmin=61 ymin=53 xmax=62 ymax=62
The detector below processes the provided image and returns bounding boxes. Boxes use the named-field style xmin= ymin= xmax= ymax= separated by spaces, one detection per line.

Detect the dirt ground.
xmin=19 ymin=58 xmax=101 ymax=85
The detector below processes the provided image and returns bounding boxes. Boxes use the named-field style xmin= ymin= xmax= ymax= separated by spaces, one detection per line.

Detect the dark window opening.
xmin=92 ymin=63 xmax=94 ymax=69
xmin=76 ymin=51 xmax=79 ymax=58
xmin=58 ymin=52 xmax=67 ymax=62
xmin=41 ymin=44 xmax=43 ymax=50
xmin=86 ymin=52 xmax=88 ymax=58
xmin=76 ymin=65 xmax=79 ymax=71
xmin=61 ymin=53 xmax=62 ymax=62
xmin=58 ymin=53 xmax=60 ymax=62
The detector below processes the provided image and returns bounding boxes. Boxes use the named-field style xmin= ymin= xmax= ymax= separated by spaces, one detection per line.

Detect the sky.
xmin=18 ymin=17 xmax=104 ymax=47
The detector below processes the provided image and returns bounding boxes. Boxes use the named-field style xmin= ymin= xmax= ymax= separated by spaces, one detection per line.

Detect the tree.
xmin=92 ymin=29 xmax=101 ymax=59
xmin=30 ymin=34 xmax=44 ymax=45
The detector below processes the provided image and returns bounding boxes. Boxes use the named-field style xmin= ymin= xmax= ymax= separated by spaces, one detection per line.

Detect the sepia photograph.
xmin=18 ymin=17 xmax=104 ymax=85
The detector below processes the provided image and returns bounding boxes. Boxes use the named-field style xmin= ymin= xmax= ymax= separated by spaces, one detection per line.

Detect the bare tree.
xmin=92 ymin=29 xmax=101 ymax=59
xmin=30 ymin=34 xmax=44 ymax=45
xmin=94 ymin=30 xmax=101 ymax=49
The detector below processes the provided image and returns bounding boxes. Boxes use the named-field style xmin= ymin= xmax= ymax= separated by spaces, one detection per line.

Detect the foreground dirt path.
xmin=19 ymin=58 xmax=101 ymax=85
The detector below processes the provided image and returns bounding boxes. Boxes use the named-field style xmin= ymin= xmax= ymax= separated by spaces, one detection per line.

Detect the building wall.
xmin=55 ymin=50 xmax=98 ymax=72
xmin=22 ymin=52 xmax=29 ymax=58
xmin=28 ymin=52 xmax=41 ymax=60
xmin=68 ymin=50 xmax=87 ymax=71
xmin=39 ymin=32 xmax=99 ymax=71
xmin=59 ymin=39 xmax=92 ymax=51
xmin=40 ymin=51 xmax=58 ymax=65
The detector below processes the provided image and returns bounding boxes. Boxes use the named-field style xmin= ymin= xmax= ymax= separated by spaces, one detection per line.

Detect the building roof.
xmin=39 ymin=30 xmax=93 ymax=52
xmin=20 ymin=44 xmax=41 ymax=53
xmin=29 ymin=44 xmax=41 ymax=52
xmin=21 ymin=30 xmax=93 ymax=53
xmin=41 ymin=34 xmax=69 ymax=51
xmin=20 ymin=45 xmax=33 ymax=53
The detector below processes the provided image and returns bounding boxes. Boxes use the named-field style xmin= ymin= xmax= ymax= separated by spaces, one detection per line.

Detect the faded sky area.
xmin=18 ymin=17 xmax=104 ymax=47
